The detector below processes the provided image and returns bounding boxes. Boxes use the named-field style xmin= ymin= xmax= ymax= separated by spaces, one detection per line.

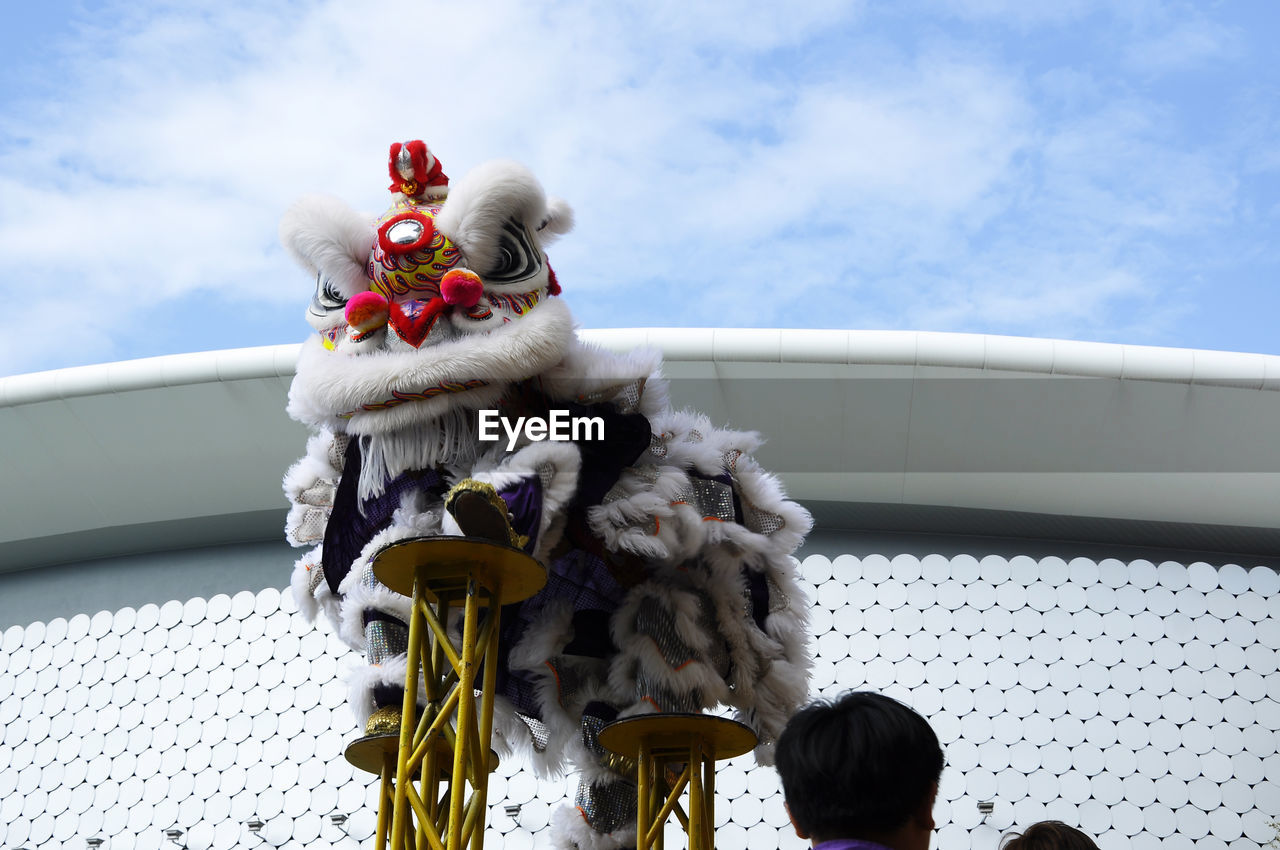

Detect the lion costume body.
xmin=281 ymin=142 xmax=811 ymax=849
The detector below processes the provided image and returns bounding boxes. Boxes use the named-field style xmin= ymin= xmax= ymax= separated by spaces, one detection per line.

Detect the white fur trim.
xmin=549 ymin=804 xmax=634 ymax=850
xmin=282 ymin=431 xmax=341 ymax=504
xmin=607 ymin=578 xmax=732 ymax=711
xmin=503 ymin=600 xmax=581 ymax=778
xmin=344 ymin=654 xmax=426 ymax=727
xmin=540 ymin=341 xmax=667 ymax=419
xmin=289 ymin=546 xmax=324 ymax=623
xmin=287 ymin=297 xmax=576 ymax=433
xmin=332 ymin=496 xmax=444 ymax=650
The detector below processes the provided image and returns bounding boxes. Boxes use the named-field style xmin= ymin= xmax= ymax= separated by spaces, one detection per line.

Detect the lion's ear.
xmin=537 ymin=197 xmax=574 ymax=242
xmin=279 ymin=194 xmax=375 ymax=300
xmin=433 ymin=160 xmax=551 ymax=267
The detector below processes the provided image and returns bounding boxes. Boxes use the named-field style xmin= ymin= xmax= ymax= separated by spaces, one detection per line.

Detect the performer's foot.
xmin=444 ymin=479 xmax=529 ymax=550
xmin=365 ymin=705 xmax=402 ymax=736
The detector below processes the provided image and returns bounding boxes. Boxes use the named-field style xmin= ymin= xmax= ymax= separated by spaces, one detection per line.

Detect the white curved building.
xmin=2 ymin=330 xmax=1278 ymax=850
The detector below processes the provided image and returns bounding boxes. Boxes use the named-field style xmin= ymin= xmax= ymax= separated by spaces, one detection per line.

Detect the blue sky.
xmin=1 ymin=0 xmax=1277 ymax=376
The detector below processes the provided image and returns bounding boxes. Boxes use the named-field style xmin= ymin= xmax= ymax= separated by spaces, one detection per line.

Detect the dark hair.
xmin=775 ymin=690 xmax=944 ymax=839
xmin=1000 ymin=821 xmax=1100 ymax=850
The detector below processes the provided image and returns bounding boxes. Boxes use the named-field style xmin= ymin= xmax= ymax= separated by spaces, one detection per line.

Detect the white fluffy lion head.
xmin=281 ymin=142 xmax=578 ymax=433
xmin=281 ymin=141 xmax=573 ymax=349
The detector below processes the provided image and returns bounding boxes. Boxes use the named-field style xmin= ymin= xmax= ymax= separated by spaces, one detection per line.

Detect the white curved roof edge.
xmin=5 ymin=329 xmax=1280 ymax=408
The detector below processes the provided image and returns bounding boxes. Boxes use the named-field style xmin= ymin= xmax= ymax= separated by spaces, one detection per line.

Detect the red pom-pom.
xmin=441 ymin=269 xmax=484 ymax=307
xmin=546 ymin=265 xmax=561 ymax=296
xmin=345 ymin=290 xmax=390 ymax=331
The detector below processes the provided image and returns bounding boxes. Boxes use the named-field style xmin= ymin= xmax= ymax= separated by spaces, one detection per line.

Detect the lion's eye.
xmin=485 ymin=218 xmax=541 ymax=283
xmin=309 ymin=272 xmax=347 ymax=316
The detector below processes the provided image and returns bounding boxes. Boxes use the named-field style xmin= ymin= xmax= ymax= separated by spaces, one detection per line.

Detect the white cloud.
xmin=0 ymin=0 xmax=1272 ymax=375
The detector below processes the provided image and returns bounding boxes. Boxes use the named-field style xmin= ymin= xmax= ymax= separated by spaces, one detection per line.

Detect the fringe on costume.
xmin=357 ymin=409 xmax=480 ymax=501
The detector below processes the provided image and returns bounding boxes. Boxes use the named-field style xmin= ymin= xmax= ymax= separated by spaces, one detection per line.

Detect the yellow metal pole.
xmin=473 ymin=600 xmax=500 ymax=850
xmin=637 ymin=738 xmax=651 ymax=850
xmin=391 ymin=569 xmax=427 ymax=850
xmin=375 ymin=750 xmax=393 ymax=850
xmin=688 ymin=738 xmax=702 ymax=850
xmin=448 ymin=576 xmax=481 ymax=849
xmin=654 ymin=768 xmax=665 ymax=850
xmin=702 ymin=739 xmax=715 ymax=850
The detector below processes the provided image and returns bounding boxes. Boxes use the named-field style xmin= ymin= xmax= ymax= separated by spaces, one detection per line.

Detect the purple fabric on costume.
xmin=497 ymin=477 xmax=542 ymax=553
xmin=321 ymin=438 xmax=448 ymax=594
xmin=495 ymin=521 xmax=634 ymax=718
xmin=813 ymin=840 xmax=895 ymax=850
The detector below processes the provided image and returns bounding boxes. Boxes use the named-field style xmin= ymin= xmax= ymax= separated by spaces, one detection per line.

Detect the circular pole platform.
xmin=599 ymin=713 xmax=759 ymax=850
xmin=372 ymin=536 xmax=546 ymax=604
xmin=598 ymin=713 xmax=758 ymax=760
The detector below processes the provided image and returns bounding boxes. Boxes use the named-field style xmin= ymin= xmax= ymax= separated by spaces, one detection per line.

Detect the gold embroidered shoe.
xmin=365 ymin=705 xmax=402 ymax=736
xmin=444 ymin=479 xmax=530 ymax=550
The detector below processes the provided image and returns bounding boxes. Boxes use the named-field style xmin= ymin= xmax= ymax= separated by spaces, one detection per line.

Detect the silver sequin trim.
xmin=635 ymin=597 xmax=696 ymax=670
xmin=766 ymin=574 xmax=791 ymax=614
xmin=741 ymin=494 xmax=785 ymax=535
xmin=298 ymin=480 xmax=335 ymax=507
xmin=576 ymin=377 xmax=646 ymax=414
xmin=636 ymin=674 xmax=703 ymax=713
xmin=328 ymin=433 xmax=350 ymax=470
xmin=293 ymin=508 xmax=328 ymax=544
xmin=306 ymin=560 xmax=326 ymax=596
xmin=536 ymin=462 xmax=556 ymax=495
xmin=602 ymin=464 xmax=662 ymax=506
xmin=518 ymin=713 xmax=550 ymax=753
xmin=365 ymin=619 xmax=408 ymax=666
xmin=689 ymin=477 xmax=735 ymax=522
xmin=575 ymin=778 xmax=636 ymax=834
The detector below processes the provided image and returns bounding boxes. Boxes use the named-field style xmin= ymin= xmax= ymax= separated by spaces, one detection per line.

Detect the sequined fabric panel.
xmin=634 ymin=597 xmax=697 ymax=670
xmin=741 ymin=495 xmax=785 ymax=535
xmin=636 ymin=674 xmax=703 ymax=713
xmin=687 ymin=477 xmax=735 ymax=522
xmin=694 ymin=589 xmax=731 ymax=677
xmin=328 ymin=433 xmax=350 ymax=470
xmin=575 ymin=779 xmax=637 ymax=835
xmin=517 ymin=713 xmax=551 ymax=753
xmin=364 ymin=619 xmax=408 ymax=666
xmin=293 ymin=508 xmax=329 ymax=544
xmin=306 ymin=559 xmax=326 ymax=596
xmin=298 ymin=480 xmax=335 ymax=507
xmin=577 ymin=377 xmax=646 ymax=413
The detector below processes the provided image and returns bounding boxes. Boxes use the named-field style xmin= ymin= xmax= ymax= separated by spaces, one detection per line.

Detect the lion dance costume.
xmin=281 ymin=141 xmax=811 ymax=849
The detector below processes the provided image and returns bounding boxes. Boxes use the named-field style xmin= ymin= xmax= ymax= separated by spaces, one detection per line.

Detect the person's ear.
xmin=913 ymin=781 xmax=939 ymax=831
xmin=786 ymin=802 xmax=810 ymax=839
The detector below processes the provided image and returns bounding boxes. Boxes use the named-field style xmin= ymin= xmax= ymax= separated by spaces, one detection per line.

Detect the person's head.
xmin=1000 ymin=821 xmax=1100 ymax=850
xmin=775 ymin=691 xmax=944 ymax=849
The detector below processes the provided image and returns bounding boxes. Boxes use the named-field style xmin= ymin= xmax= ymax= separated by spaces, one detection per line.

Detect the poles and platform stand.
xmin=343 ymin=535 xmax=757 ymax=850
